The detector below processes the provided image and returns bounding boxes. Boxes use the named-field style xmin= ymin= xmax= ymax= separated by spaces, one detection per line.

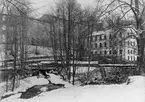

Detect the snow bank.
xmin=1 ymin=76 xmax=145 ymax=102
xmin=49 ymin=74 xmax=73 ymax=88
xmin=15 ymin=77 xmax=49 ymax=92
xmin=1 ymin=76 xmax=49 ymax=97
xmin=1 ymin=74 xmax=72 ymax=96
xmin=128 ymin=76 xmax=145 ymax=88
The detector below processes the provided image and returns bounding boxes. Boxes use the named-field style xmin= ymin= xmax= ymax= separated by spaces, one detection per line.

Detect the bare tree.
xmin=0 ymin=0 xmax=31 ymax=91
xmin=110 ymin=0 xmax=145 ymax=74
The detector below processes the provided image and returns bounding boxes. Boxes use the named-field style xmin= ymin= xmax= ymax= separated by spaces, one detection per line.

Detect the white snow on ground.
xmin=49 ymin=74 xmax=73 ymax=88
xmin=0 ymin=73 xmax=71 ymax=97
xmin=14 ymin=77 xmax=49 ymax=92
xmin=1 ymin=75 xmax=145 ymax=102
xmin=128 ymin=76 xmax=145 ymax=88
xmin=1 ymin=77 xmax=49 ymax=97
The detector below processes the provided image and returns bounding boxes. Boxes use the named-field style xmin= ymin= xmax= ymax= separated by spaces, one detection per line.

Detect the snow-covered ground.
xmin=0 ymin=74 xmax=145 ymax=102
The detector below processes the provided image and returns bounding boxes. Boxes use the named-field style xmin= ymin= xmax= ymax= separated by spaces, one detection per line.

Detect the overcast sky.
xmin=30 ymin=0 xmax=95 ymax=17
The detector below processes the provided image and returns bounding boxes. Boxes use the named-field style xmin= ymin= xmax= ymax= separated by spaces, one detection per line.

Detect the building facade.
xmin=90 ymin=28 xmax=137 ymax=62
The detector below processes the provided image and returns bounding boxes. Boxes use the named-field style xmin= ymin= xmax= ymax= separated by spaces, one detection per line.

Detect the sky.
xmin=30 ymin=0 xmax=95 ymax=17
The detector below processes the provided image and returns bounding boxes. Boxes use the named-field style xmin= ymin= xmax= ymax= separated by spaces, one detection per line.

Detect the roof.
xmin=92 ymin=30 xmax=112 ymax=36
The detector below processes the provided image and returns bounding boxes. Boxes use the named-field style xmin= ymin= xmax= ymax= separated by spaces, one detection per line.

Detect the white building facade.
xmin=90 ymin=28 xmax=138 ymax=62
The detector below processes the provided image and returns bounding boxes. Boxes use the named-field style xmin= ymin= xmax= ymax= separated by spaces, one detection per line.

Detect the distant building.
xmin=90 ymin=28 xmax=137 ymax=63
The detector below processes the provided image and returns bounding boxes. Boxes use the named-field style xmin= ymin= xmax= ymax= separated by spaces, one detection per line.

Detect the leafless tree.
xmin=0 ymin=0 xmax=31 ymax=91
xmin=109 ymin=0 xmax=145 ymax=74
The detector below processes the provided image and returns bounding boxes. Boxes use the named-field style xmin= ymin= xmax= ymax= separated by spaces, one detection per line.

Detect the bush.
xmin=77 ymin=70 xmax=129 ymax=85
xmin=104 ymin=71 xmax=128 ymax=84
xmin=77 ymin=73 xmax=88 ymax=84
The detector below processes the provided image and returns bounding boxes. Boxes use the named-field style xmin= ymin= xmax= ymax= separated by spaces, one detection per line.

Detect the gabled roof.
xmin=40 ymin=14 xmax=58 ymax=21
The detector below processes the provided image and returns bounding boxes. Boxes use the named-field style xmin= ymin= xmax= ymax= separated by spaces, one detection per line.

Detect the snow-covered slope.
xmin=0 ymin=77 xmax=50 ymax=97
xmin=1 ymin=75 xmax=145 ymax=102
xmin=49 ymin=74 xmax=72 ymax=88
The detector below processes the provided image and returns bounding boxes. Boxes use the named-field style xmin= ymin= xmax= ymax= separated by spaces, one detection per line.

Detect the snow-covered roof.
xmin=92 ymin=30 xmax=112 ymax=36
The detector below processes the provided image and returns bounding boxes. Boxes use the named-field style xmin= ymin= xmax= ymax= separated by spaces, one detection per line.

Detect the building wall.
xmin=124 ymin=38 xmax=137 ymax=61
xmin=90 ymin=29 xmax=137 ymax=62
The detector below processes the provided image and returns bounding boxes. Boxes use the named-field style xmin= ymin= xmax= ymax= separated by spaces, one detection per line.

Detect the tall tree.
xmin=1 ymin=0 xmax=31 ymax=91
xmin=115 ymin=0 xmax=145 ymax=74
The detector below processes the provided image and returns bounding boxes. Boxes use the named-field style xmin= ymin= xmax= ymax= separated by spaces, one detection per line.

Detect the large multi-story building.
xmin=90 ymin=28 xmax=138 ymax=62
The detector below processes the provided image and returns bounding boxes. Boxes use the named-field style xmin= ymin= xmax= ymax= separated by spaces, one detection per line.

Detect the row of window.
xmin=127 ymin=56 xmax=137 ymax=61
xmin=91 ymin=31 xmax=136 ymax=43
xmin=92 ymin=42 xmax=107 ymax=48
xmin=92 ymin=34 xmax=108 ymax=42
xmin=128 ymin=49 xmax=136 ymax=54
xmin=92 ymin=32 xmax=123 ymax=42
xmin=91 ymin=41 xmax=136 ymax=49
xmin=127 ymin=41 xmax=136 ymax=47
xmin=92 ymin=42 xmax=123 ymax=48
xmin=93 ymin=49 xmax=123 ymax=55
xmin=93 ymin=49 xmax=136 ymax=55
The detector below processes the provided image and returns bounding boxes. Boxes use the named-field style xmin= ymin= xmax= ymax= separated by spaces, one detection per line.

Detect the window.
xmin=95 ymin=36 xmax=97 ymax=41
xmin=134 ymin=49 xmax=136 ymax=54
xmin=104 ymin=42 xmax=107 ymax=47
xmin=131 ymin=50 xmax=133 ymax=54
xmin=120 ymin=49 xmax=122 ymax=54
xmin=130 ymin=42 xmax=133 ymax=46
xmin=95 ymin=43 xmax=97 ymax=48
xmin=95 ymin=51 xmax=97 ymax=54
xmin=100 ymin=43 xmax=102 ymax=48
xmin=104 ymin=35 xmax=106 ymax=40
xmin=113 ymin=50 xmax=117 ymax=54
xmin=132 ymin=56 xmax=134 ymax=61
xmin=128 ymin=41 xmax=130 ymax=46
xmin=128 ymin=50 xmax=130 ymax=54
xmin=91 ymin=51 xmax=94 ymax=55
xmin=109 ymin=50 xmax=112 ymax=54
xmin=128 ymin=56 xmax=130 ymax=61
xmin=133 ymin=42 xmax=135 ymax=46
xmin=99 ymin=35 xmax=102 ymax=41
xmin=134 ymin=57 xmax=136 ymax=61
xmin=104 ymin=50 xmax=107 ymax=55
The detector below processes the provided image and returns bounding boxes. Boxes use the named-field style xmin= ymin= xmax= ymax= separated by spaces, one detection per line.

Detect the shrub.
xmin=104 ymin=71 xmax=128 ymax=84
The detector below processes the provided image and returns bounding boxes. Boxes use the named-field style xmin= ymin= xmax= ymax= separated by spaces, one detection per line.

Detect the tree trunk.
xmin=134 ymin=0 xmax=145 ymax=74
xmin=137 ymin=33 xmax=145 ymax=74
xmin=12 ymin=23 xmax=18 ymax=91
